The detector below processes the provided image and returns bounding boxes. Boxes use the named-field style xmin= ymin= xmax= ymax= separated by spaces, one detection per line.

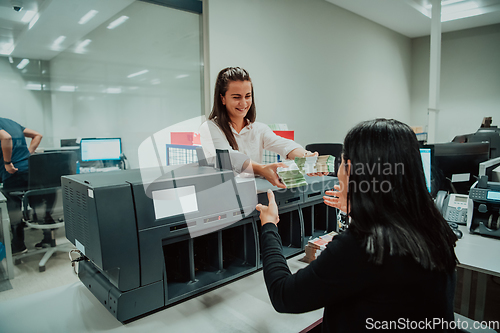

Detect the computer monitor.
xmin=466 ymin=130 xmax=500 ymax=159
xmin=431 ymin=142 xmax=490 ymax=194
xmin=80 ymin=138 xmax=122 ymax=162
xmin=419 ymin=147 xmax=433 ymax=194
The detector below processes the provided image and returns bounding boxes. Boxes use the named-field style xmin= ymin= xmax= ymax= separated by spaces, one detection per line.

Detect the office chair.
xmin=14 ymin=151 xmax=77 ymax=272
xmin=305 ymin=143 xmax=343 ymax=176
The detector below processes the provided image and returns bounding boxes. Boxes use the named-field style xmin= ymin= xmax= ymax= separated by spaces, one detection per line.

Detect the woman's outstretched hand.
xmin=260 ymin=162 xmax=287 ymax=189
xmin=256 ymin=189 xmax=280 ymax=226
xmin=323 ymin=185 xmax=348 ymax=213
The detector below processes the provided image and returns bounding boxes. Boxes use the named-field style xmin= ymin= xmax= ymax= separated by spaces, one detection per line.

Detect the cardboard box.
xmin=273 ymin=130 xmax=294 ymax=140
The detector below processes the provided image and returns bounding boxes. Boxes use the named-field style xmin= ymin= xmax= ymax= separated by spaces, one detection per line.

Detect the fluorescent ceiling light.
xmin=0 ymin=43 xmax=14 ymax=56
xmin=21 ymin=10 xmax=36 ymax=23
xmin=176 ymin=74 xmax=189 ymax=79
xmin=127 ymin=69 xmax=148 ymax=78
xmin=28 ymin=13 xmax=40 ymax=30
xmin=26 ymin=83 xmax=42 ymax=91
xmin=107 ymin=16 xmax=129 ymax=29
xmin=75 ymin=39 xmax=92 ymax=54
xmin=79 ymin=10 xmax=98 ymax=25
xmin=17 ymin=59 xmax=30 ymax=69
xmin=106 ymin=87 xmax=122 ymax=94
xmin=59 ymin=85 xmax=77 ymax=92
xmin=51 ymin=36 xmax=66 ymax=50
xmin=151 ymin=79 xmax=161 ymax=85
xmin=0 ymin=44 xmax=14 ymax=55
xmin=53 ymin=36 xmax=66 ymax=45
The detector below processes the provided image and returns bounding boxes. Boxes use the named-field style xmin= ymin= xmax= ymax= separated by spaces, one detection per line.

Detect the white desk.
xmin=455 ymin=225 xmax=500 ymax=321
xmin=0 ymin=192 xmax=14 ymax=280
xmin=0 ymin=256 xmax=322 ymax=333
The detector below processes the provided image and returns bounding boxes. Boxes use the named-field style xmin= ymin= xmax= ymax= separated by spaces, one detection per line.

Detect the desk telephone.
xmin=435 ymin=191 xmax=468 ymax=239
xmin=436 ymin=191 xmax=469 ymax=225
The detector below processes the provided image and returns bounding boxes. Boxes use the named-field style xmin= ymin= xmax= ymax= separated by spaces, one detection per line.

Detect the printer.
xmin=62 ymin=154 xmax=258 ymax=322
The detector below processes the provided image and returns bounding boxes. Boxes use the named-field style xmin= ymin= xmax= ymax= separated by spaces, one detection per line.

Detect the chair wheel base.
xmin=39 ymin=266 xmax=46 ymax=272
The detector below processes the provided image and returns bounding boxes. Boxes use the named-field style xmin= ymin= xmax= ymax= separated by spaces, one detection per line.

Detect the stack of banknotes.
xmin=276 ymin=155 xmax=335 ymax=188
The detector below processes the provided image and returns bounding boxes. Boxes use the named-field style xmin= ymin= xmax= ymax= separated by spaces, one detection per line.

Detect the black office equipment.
xmin=60 ymin=138 xmax=79 ymax=147
xmin=467 ymin=128 xmax=500 ymax=159
xmin=469 ymin=180 xmax=500 ymax=239
xmin=62 ymin=160 xmax=337 ymax=322
xmin=430 ymin=142 xmax=489 ymax=195
xmin=452 ymin=126 xmax=500 ymax=159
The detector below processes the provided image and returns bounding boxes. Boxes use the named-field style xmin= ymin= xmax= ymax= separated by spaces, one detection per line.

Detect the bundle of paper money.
xmin=294 ymin=155 xmax=335 ymax=174
xmin=276 ymin=161 xmax=308 ymax=188
xmin=276 ymin=155 xmax=335 ymax=188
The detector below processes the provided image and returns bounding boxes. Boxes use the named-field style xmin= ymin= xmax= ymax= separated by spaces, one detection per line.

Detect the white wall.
xmin=0 ymin=58 xmax=51 ymax=138
xmin=411 ymin=23 xmax=500 ymax=143
xmin=207 ymin=0 xmax=412 ymax=146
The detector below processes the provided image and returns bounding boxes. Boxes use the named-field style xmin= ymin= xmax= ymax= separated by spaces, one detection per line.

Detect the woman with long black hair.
xmin=256 ymin=118 xmax=458 ymax=332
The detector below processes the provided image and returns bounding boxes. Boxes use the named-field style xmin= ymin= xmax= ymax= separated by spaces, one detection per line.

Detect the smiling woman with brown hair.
xmin=256 ymin=118 xmax=458 ymax=333
xmin=200 ymin=67 xmax=327 ymax=188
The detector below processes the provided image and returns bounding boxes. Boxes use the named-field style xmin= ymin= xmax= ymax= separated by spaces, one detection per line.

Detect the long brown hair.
xmin=208 ymin=67 xmax=256 ymax=150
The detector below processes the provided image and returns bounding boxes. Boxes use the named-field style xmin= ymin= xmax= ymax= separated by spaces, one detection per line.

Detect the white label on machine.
xmin=451 ymin=173 xmax=470 ymax=183
xmin=75 ymin=239 xmax=85 ymax=255
xmin=152 ymin=186 xmax=198 ymax=219
xmin=88 ymin=189 xmax=94 ymax=198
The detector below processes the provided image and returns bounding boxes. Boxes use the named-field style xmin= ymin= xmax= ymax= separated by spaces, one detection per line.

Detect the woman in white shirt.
xmin=200 ymin=67 xmax=325 ymax=188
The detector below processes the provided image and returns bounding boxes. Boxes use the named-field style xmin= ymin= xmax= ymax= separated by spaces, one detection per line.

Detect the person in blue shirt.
xmin=0 ymin=117 xmax=43 ymax=254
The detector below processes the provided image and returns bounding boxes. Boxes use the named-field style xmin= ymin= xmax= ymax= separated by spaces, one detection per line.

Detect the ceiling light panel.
xmin=17 ymin=59 xmax=30 ymax=69
xmin=79 ymin=10 xmax=99 ymax=25
xmin=127 ymin=70 xmax=149 ymax=78
xmin=107 ymin=16 xmax=129 ymax=29
xmin=51 ymin=36 xmax=66 ymax=51
xmin=0 ymin=43 xmax=15 ymax=56
xmin=75 ymin=39 xmax=92 ymax=54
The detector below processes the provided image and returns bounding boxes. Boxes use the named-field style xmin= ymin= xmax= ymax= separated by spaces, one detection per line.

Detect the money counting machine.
xmin=468 ymin=177 xmax=500 ymax=239
xmin=62 ymin=153 xmax=258 ymax=322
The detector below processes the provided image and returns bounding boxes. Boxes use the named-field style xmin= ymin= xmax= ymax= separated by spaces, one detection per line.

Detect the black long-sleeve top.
xmin=261 ymin=223 xmax=456 ymax=333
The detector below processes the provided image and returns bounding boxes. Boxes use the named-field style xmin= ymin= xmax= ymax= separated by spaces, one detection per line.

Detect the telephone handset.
xmin=435 ymin=191 xmax=468 ymax=225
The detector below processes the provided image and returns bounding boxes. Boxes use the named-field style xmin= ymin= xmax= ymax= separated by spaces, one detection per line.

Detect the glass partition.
xmin=0 ymin=0 xmax=204 ymax=169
